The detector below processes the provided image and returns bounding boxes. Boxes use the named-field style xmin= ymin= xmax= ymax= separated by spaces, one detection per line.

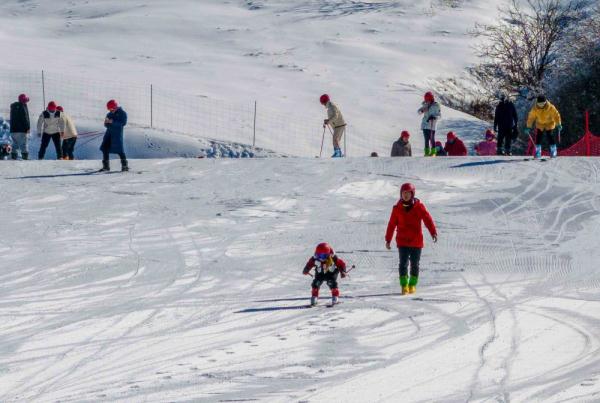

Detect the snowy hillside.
xmin=0 ymin=0 xmax=501 ymax=156
xmin=1 ymin=157 xmax=600 ymax=402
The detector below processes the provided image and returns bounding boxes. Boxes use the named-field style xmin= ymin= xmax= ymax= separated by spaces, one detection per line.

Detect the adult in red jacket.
xmin=444 ymin=131 xmax=468 ymax=156
xmin=385 ymin=183 xmax=437 ymax=295
xmin=303 ymin=243 xmax=347 ymax=306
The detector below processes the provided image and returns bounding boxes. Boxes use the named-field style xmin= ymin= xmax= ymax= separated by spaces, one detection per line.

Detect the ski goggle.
xmin=314 ymin=253 xmax=330 ymax=261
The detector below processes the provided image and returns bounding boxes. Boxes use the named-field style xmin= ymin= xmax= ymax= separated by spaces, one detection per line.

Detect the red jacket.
xmin=385 ymin=199 xmax=437 ymax=248
xmin=444 ymin=139 xmax=467 ymax=156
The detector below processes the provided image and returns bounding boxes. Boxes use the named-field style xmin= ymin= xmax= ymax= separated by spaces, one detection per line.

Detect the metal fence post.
xmin=344 ymin=126 xmax=347 ymax=157
xmin=253 ymin=101 xmax=257 ymax=148
xmin=150 ymin=84 xmax=153 ymax=128
xmin=585 ymin=110 xmax=591 ymax=156
xmin=41 ymin=70 xmax=46 ymax=106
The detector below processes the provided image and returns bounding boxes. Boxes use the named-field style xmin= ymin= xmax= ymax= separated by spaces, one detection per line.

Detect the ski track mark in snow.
xmin=2 ymin=158 xmax=600 ymax=401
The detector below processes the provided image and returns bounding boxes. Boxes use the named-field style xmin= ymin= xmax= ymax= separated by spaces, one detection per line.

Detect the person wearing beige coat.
xmin=57 ymin=106 xmax=78 ymax=160
xmin=320 ymin=94 xmax=346 ymax=157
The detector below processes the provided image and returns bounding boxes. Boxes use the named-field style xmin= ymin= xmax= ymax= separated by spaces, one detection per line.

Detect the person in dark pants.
xmin=385 ymin=183 xmax=437 ymax=295
xmin=302 ymin=242 xmax=348 ymax=306
xmin=493 ymin=91 xmax=518 ymax=155
xmin=9 ymin=93 xmax=31 ymax=160
xmin=99 ymin=99 xmax=128 ymax=171
xmin=525 ymin=95 xmax=562 ymax=159
xmin=37 ymin=101 xmax=65 ymax=160
xmin=57 ymin=106 xmax=78 ymax=160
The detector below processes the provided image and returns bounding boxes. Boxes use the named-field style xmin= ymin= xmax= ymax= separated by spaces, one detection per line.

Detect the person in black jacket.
xmin=493 ymin=91 xmax=518 ymax=156
xmin=9 ymin=93 xmax=31 ymax=160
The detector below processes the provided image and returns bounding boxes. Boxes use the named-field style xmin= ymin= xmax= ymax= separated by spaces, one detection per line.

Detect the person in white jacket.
xmin=56 ymin=106 xmax=78 ymax=160
xmin=37 ymin=101 xmax=65 ymax=160
xmin=417 ymin=92 xmax=441 ymax=156
xmin=320 ymin=94 xmax=346 ymax=158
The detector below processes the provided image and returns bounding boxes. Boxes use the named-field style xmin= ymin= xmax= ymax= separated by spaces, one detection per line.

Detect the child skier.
xmin=0 ymin=118 xmax=13 ymax=160
xmin=303 ymin=242 xmax=348 ymax=306
xmin=474 ymin=129 xmax=498 ymax=156
xmin=385 ymin=183 xmax=438 ymax=295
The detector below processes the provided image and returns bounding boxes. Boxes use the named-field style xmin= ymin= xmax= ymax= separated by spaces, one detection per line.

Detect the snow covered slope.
xmin=0 ymin=0 xmax=500 ymax=155
xmin=1 ymin=157 xmax=600 ymax=402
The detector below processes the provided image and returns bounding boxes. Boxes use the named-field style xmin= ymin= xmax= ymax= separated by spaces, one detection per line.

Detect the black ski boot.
xmin=121 ymin=159 xmax=129 ymax=172
xmin=99 ymin=160 xmax=110 ymax=172
xmin=22 ymin=152 xmax=29 ymax=160
xmin=11 ymin=152 xmax=18 ymax=160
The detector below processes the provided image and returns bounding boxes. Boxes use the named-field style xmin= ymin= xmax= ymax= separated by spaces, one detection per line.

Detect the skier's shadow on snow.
xmin=235 ymin=293 xmax=437 ymax=313
xmin=450 ymin=159 xmax=518 ymax=169
xmin=8 ymin=170 xmax=112 ymax=179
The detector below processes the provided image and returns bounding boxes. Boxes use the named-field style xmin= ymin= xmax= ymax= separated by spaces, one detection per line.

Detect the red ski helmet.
xmin=400 ymin=130 xmax=410 ymax=139
xmin=447 ymin=131 xmax=457 ymax=141
xmin=314 ymin=242 xmax=333 ymax=260
xmin=485 ymin=129 xmax=495 ymax=140
xmin=400 ymin=182 xmax=416 ymax=198
xmin=106 ymin=99 xmax=118 ymax=111
xmin=424 ymin=91 xmax=435 ymax=103
xmin=319 ymin=94 xmax=330 ymax=105
xmin=56 ymin=105 xmax=64 ymax=112
xmin=18 ymin=93 xmax=29 ymax=103
xmin=47 ymin=101 xmax=57 ymax=112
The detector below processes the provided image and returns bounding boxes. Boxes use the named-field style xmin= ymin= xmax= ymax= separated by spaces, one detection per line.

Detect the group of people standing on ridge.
xmin=319 ymin=91 xmax=563 ymax=159
xmin=1 ymin=94 xmax=130 ymax=171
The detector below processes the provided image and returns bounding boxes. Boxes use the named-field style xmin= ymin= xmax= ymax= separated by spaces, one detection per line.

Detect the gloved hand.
xmin=557 ymin=124 xmax=563 ymax=132
xmin=340 ymin=271 xmax=347 ymax=278
xmin=524 ymin=127 xmax=531 ymax=135
xmin=385 ymin=242 xmax=391 ymax=250
xmin=303 ymin=267 xmax=310 ymax=275
xmin=432 ymin=235 xmax=438 ymax=243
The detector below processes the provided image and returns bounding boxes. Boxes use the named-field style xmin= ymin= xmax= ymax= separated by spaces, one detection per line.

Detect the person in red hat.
xmin=385 ymin=183 xmax=437 ymax=295
xmin=474 ymin=129 xmax=498 ymax=156
xmin=303 ymin=242 xmax=348 ymax=306
xmin=37 ymin=101 xmax=65 ymax=160
xmin=443 ymin=131 xmax=467 ymax=156
xmin=391 ymin=130 xmax=412 ymax=157
xmin=9 ymin=93 xmax=31 ymax=159
xmin=320 ymin=94 xmax=346 ymax=158
xmin=99 ymin=99 xmax=128 ymax=171
xmin=418 ymin=92 xmax=441 ymax=156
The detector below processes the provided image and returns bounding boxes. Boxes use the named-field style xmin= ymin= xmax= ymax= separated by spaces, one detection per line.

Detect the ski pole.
xmin=319 ymin=126 xmax=325 ymax=158
xmin=527 ymin=132 xmax=537 ymax=156
xmin=345 ymin=265 xmax=356 ymax=274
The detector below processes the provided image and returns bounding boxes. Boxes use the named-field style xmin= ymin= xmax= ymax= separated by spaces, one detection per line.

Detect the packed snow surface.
xmin=1 ymin=157 xmax=600 ymax=402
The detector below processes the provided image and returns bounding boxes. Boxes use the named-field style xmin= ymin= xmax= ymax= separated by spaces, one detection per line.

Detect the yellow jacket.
xmin=527 ymin=101 xmax=561 ymax=131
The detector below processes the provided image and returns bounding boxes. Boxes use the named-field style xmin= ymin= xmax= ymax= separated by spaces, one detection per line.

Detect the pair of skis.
xmin=305 ymin=265 xmax=355 ymax=308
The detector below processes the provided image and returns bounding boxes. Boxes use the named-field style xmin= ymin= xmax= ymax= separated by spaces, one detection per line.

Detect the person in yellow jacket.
xmin=525 ymin=95 xmax=562 ymax=158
